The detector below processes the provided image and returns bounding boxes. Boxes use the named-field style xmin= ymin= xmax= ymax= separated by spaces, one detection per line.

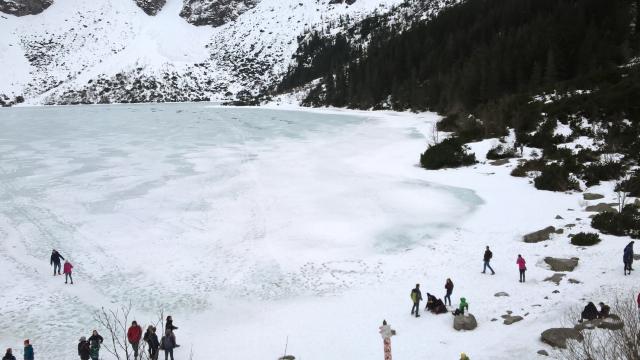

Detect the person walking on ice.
xmin=50 ymin=249 xmax=65 ymax=276
xmin=517 ymin=254 xmax=527 ymax=282
xmin=23 ymin=340 xmax=34 ymax=360
xmin=444 ymin=278 xmax=454 ymax=306
xmin=128 ymin=321 xmax=143 ymax=360
xmin=378 ymin=320 xmax=396 ymax=360
xmin=2 ymin=348 xmax=16 ymax=360
xmin=482 ymin=246 xmax=495 ymax=275
xmin=410 ymin=284 xmax=423 ymax=318
xmin=63 ymin=260 xmax=74 ymax=284
xmin=624 ymin=241 xmax=634 ymax=275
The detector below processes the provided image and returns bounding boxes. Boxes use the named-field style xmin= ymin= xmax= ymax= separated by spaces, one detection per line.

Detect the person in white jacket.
xmin=378 ymin=320 xmax=396 ymax=360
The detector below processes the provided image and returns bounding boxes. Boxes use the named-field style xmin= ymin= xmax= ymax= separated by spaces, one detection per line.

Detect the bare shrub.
xmin=556 ymin=291 xmax=640 ymax=360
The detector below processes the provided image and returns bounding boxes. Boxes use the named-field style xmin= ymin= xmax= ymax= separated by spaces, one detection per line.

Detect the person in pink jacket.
xmin=517 ymin=255 xmax=526 ymax=283
xmin=63 ymin=260 xmax=74 ymax=284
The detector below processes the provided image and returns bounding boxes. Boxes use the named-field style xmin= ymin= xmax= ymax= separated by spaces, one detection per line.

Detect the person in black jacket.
xmin=482 ymin=246 xmax=495 ymax=275
xmin=165 ymin=316 xmax=178 ymax=332
xmin=161 ymin=329 xmax=176 ymax=360
xmin=78 ymin=337 xmax=90 ymax=360
xmin=88 ymin=330 xmax=103 ymax=360
xmin=2 ymin=348 xmax=16 ymax=360
xmin=144 ymin=326 xmax=161 ymax=360
xmin=580 ymin=302 xmax=599 ymax=322
xmin=50 ymin=249 xmax=65 ymax=275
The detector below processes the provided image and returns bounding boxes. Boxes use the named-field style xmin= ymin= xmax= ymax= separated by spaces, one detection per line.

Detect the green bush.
xmin=616 ymin=170 xmax=640 ymax=197
xmin=420 ymin=137 xmax=477 ymax=170
xmin=534 ymin=164 xmax=580 ymax=191
xmin=591 ymin=204 xmax=640 ymax=238
xmin=582 ymin=161 xmax=625 ymax=187
xmin=486 ymin=144 xmax=517 ymax=160
xmin=570 ymin=232 xmax=601 ymax=246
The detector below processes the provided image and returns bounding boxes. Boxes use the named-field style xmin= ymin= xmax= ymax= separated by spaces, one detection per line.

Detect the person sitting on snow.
xmin=598 ymin=302 xmax=610 ymax=319
xmin=579 ymin=302 xmax=599 ymax=322
xmin=425 ymin=293 xmax=437 ymax=312
xmin=432 ymin=298 xmax=448 ymax=314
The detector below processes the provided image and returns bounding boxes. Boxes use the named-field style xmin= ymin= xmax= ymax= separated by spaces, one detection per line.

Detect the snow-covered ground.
xmin=0 ymin=103 xmax=637 ymax=359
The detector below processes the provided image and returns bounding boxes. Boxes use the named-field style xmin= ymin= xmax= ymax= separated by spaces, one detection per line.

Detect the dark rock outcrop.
xmin=541 ymin=328 xmax=583 ymax=348
xmin=135 ymin=0 xmax=166 ymax=15
xmin=0 ymin=0 xmax=52 ymax=16
xmin=180 ymin=0 xmax=259 ymax=27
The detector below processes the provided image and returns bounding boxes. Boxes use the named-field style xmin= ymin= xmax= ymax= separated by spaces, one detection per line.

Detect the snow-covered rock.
xmin=179 ymin=0 xmax=260 ymax=26
xmin=135 ymin=0 xmax=167 ymax=15
xmin=0 ymin=0 xmax=52 ymax=16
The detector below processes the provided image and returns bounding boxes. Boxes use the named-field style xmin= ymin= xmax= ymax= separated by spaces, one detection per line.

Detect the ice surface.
xmin=0 ymin=104 xmax=480 ymax=358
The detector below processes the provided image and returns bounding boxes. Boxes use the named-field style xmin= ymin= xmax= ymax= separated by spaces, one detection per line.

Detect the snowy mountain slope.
xmin=0 ymin=0 xmax=436 ymax=105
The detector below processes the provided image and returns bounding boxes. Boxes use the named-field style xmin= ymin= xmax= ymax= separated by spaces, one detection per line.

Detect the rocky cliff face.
xmin=134 ymin=0 xmax=166 ymax=16
xmin=0 ymin=0 xmax=53 ymax=16
xmin=179 ymin=0 xmax=259 ymax=27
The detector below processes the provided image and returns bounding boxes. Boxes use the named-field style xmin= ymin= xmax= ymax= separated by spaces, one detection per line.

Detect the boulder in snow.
xmin=540 ymin=328 xmax=583 ymax=348
xmin=502 ymin=315 xmax=523 ymax=325
xmin=453 ymin=313 xmax=477 ymax=331
xmin=583 ymin=193 xmax=604 ymax=200
xmin=524 ymin=226 xmax=558 ymax=243
xmin=537 ymin=349 xmax=549 ymax=356
xmin=585 ymin=203 xmax=617 ymax=213
xmin=544 ymin=257 xmax=579 ymax=272
xmin=544 ymin=273 xmax=566 ymax=285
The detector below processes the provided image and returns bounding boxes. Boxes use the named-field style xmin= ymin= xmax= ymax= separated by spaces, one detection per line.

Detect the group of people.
xmin=75 ymin=316 xmax=178 ymax=360
xmin=410 ymin=281 xmax=468 ymax=318
xmin=76 ymin=331 xmax=103 ymax=360
xmin=2 ymin=340 xmax=33 ymax=360
xmin=50 ymin=249 xmax=74 ymax=284
xmin=579 ymin=301 xmax=611 ymax=322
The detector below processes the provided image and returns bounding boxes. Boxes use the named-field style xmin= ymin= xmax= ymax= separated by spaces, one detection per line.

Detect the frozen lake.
xmin=0 ymin=104 xmax=481 ymax=358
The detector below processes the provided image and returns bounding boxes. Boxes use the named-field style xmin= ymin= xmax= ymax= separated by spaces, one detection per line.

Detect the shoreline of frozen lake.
xmin=1 ymin=103 xmax=637 ymax=359
xmin=0 ymin=104 xmax=481 ymax=359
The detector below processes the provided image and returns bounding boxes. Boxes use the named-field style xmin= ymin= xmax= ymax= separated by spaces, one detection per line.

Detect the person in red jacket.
xmin=128 ymin=321 xmax=143 ymax=359
xmin=517 ymin=255 xmax=527 ymax=283
xmin=63 ymin=260 xmax=74 ymax=284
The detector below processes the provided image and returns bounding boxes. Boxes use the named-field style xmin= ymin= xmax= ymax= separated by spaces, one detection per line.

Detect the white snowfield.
xmin=0 ymin=103 xmax=637 ymax=359
xmin=0 ymin=0 xmax=405 ymax=103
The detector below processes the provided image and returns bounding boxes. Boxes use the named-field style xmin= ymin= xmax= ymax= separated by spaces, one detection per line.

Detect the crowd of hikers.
xmin=3 ymin=241 xmax=640 ymax=359
xmin=400 ymin=243 xmax=640 ymax=359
